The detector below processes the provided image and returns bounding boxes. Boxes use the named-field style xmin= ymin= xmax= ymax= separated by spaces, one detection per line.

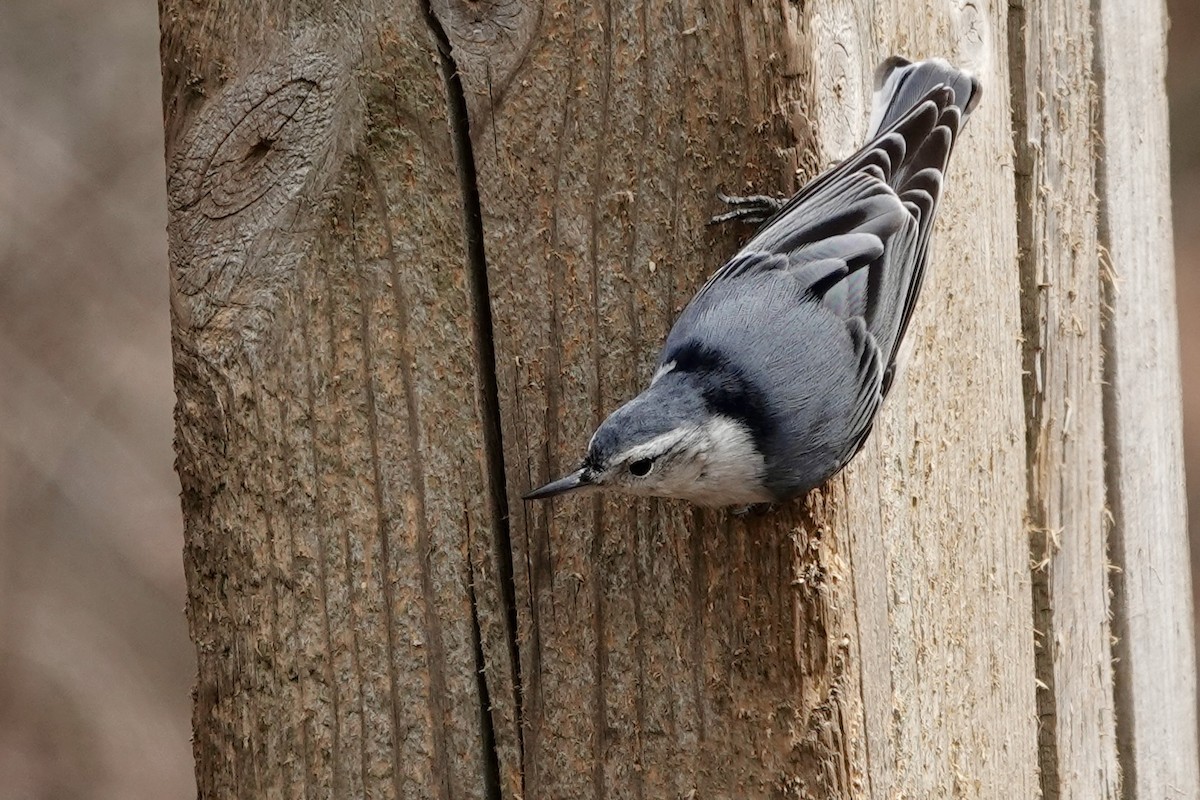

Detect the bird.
xmin=525 ymin=56 xmax=982 ymax=507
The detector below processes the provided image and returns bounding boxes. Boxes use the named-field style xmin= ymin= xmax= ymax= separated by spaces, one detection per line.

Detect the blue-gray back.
xmin=658 ymin=59 xmax=980 ymax=497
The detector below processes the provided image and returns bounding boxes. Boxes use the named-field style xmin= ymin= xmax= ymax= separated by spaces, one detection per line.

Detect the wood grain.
xmin=1008 ymin=1 xmax=1120 ymax=797
xmin=458 ymin=3 xmax=853 ymax=794
xmin=160 ymin=0 xmax=1198 ymax=797
xmin=160 ymin=3 xmax=518 ymax=797
xmin=1095 ymin=0 xmax=1200 ymax=797
xmin=824 ymin=5 xmax=1040 ymax=798
xmin=455 ymin=0 xmax=1038 ymax=796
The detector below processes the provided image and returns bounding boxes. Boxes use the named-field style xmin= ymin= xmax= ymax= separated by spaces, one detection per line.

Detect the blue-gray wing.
xmin=663 ymin=167 xmax=908 ymax=470
xmin=741 ymin=90 xmax=968 ymax=382
xmin=666 ymin=60 xmax=978 ymax=471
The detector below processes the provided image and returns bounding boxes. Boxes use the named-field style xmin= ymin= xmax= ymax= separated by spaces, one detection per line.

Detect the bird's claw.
xmin=708 ymin=191 xmax=788 ymax=227
xmin=731 ymin=502 xmax=776 ymax=517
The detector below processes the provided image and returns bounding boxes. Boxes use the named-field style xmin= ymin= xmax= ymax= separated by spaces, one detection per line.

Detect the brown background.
xmin=0 ymin=1 xmax=1195 ymax=797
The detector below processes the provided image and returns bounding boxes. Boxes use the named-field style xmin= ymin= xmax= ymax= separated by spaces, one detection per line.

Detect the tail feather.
xmin=861 ymin=60 xmax=979 ymax=390
xmin=709 ymin=56 xmax=980 ymax=394
xmin=681 ymin=56 xmax=980 ymax=481
xmin=867 ymin=56 xmax=981 ymax=137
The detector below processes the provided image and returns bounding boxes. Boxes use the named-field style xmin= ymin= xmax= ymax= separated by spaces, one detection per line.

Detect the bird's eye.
xmin=628 ymin=458 xmax=654 ymax=477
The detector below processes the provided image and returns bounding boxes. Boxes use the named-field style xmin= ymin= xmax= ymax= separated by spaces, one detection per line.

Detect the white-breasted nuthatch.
xmin=526 ymin=56 xmax=981 ymax=506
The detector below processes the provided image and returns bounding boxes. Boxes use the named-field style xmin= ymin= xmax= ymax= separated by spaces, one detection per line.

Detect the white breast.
xmin=662 ymin=416 xmax=773 ymax=507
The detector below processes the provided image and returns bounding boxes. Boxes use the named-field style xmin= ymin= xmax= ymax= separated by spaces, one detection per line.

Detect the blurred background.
xmin=0 ymin=0 xmax=193 ymax=796
xmin=0 ymin=2 xmax=1197 ymax=798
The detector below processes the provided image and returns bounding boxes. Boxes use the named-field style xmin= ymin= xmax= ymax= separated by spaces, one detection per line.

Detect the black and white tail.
xmin=867 ymin=56 xmax=981 ymax=137
xmin=732 ymin=57 xmax=981 ymax=397
xmin=859 ymin=57 xmax=980 ymax=391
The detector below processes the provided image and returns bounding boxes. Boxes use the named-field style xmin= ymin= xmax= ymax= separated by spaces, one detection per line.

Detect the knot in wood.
xmin=430 ymin=0 xmax=538 ymax=118
xmin=168 ymin=53 xmax=342 ymax=223
xmin=164 ymin=47 xmax=350 ymax=359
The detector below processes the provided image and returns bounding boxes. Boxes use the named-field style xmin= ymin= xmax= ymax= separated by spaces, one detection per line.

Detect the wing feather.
xmin=665 ymin=60 xmax=979 ymax=488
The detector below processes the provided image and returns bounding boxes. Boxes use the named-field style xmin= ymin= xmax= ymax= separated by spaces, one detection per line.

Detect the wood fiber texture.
xmin=159 ymin=0 xmax=1196 ymax=798
xmin=1009 ymin=1 xmax=1119 ymax=797
xmin=455 ymin=0 xmax=1037 ymax=797
xmin=161 ymin=3 xmax=517 ymax=798
xmin=804 ymin=5 xmax=1039 ymax=798
xmin=1095 ymin=0 xmax=1200 ymax=796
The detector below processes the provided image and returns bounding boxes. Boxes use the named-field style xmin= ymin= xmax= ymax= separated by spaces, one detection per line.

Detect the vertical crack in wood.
xmin=249 ymin=373 xmax=307 ymax=797
xmin=420 ymin=1 xmax=526 ymax=793
xmin=299 ymin=266 xmax=345 ymax=797
xmin=323 ymin=261 xmax=373 ymax=793
xmin=1011 ymin=1 xmax=1126 ymax=796
xmin=1005 ymin=4 xmax=1062 ymax=795
xmin=468 ymin=544 xmax=503 ymax=800
xmin=1091 ymin=1 xmax=1136 ymax=791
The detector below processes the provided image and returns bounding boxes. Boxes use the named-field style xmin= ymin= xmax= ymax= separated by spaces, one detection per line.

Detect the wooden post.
xmin=1009 ymin=2 xmax=1119 ymax=796
xmin=1095 ymin=1 xmax=1200 ymax=795
xmin=159 ymin=1 xmax=1197 ymax=798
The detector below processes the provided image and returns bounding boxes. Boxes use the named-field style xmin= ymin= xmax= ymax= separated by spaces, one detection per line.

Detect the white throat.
xmin=618 ymin=415 xmax=771 ymax=507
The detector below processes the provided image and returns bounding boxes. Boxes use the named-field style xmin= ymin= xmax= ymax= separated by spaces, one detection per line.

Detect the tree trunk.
xmin=158 ymin=1 xmax=1197 ymax=798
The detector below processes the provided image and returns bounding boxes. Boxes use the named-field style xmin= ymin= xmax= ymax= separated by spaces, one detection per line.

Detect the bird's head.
xmin=524 ymin=371 xmax=771 ymax=507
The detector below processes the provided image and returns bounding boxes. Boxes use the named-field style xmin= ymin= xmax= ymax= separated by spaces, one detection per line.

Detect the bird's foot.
xmin=707 ymin=191 xmax=788 ymax=227
xmin=731 ymin=502 xmax=777 ymax=518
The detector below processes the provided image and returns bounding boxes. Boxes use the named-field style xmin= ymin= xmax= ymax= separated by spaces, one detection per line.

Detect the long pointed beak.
xmin=524 ymin=468 xmax=591 ymax=501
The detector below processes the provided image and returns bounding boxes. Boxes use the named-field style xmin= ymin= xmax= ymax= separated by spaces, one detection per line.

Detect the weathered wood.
xmin=451 ymin=0 xmax=1038 ymax=796
xmin=160 ymin=4 xmax=518 ymax=797
xmin=1094 ymin=1 xmax=1200 ymax=797
xmin=1008 ymin=2 xmax=1120 ymax=797
xmin=454 ymin=4 xmax=849 ymax=794
xmin=815 ymin=8 xmax=1040 ymax=798
xmin=161 ymin=0 xmax=1198 ymax=797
